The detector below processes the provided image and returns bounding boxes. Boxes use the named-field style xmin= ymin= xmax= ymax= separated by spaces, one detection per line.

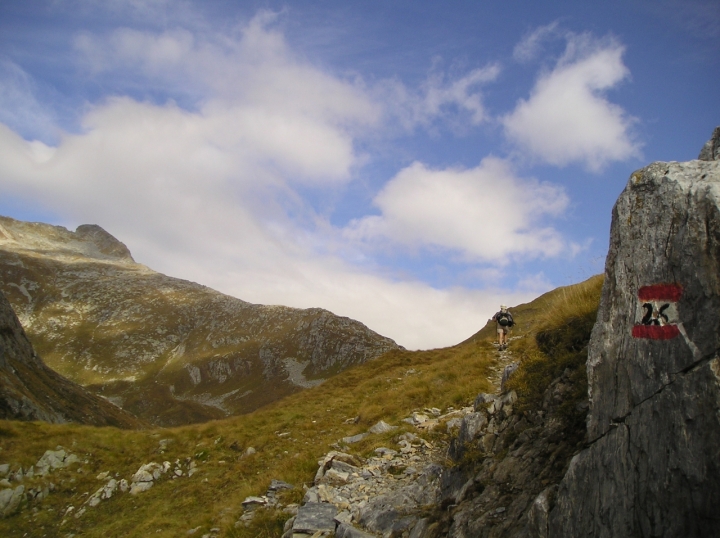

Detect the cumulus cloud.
xmin=503 ymin=33 xmax=640 ymax=171
xmin=345 ymin=157 xmax=569 ymax=262
xmin=0 ymin=118 xmax=544 ymax=349
xmin=0 ymin=14 xmax=552 ymax=350
xmin=71 ymin=16 xmax=381 ymax=186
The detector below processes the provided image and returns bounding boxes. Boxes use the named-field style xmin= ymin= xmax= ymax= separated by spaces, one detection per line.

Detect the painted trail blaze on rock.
xmin=547 ymin=129 xmax=720 ymax=538
xmin=632 ymin=283 xmax=683 ymax=340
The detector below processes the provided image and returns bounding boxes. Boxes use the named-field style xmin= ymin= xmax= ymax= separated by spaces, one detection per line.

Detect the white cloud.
xmin=0 ymin=15 xmax=547 ymax=350
xmin=0 ymin=60 xmax=57 ymax=143
xmin=74 ymin=15 xmax=381 ymax=131
xmin=0 ymin=118 xmax=543 ymax=350
xmin=513 ymin=21 xmax=560 ymax=63
xmin=71 ymin=15 xmax=380 ymax=185
xmin=375 ymin=62 xmax=500 ymax=132
xmin=211 ymin=259 xmax=539 ymax=351
xmin=345 ymin=157 xmax=569 ymax=262
xmin=503 ymin=33 xmax=640 ymax=171
xmin=420 ymin=63 xmax=501 ymax=125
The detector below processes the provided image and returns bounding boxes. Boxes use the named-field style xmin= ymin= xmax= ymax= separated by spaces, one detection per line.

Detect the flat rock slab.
xmin=293 ymin=502 xmax=338 ymax=533
xmin=336 ymin=522 xmax=378 ymax=538
xmin=269 ymin=479 xmax=294 ymax=491
xmin=342 ymin=433 xmax=367 ymax=444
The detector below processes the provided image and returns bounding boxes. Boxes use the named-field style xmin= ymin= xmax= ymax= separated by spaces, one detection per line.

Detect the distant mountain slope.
xmin=0 ymin=289 xmax=143 ymax=428
xmin=0 ymin=216 xmax=399 ymax=426
xmin=0 ymin=274 xmax=602 ymax=537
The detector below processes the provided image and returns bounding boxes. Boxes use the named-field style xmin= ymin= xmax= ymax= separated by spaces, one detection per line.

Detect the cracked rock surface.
xmin=549 ymin=130 xmax=720 ymax=536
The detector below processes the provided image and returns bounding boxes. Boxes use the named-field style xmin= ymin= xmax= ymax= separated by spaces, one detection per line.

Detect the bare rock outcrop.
xmin=547 ymin=129 xmax=720 ymax=536
xmin=74 ymin=224 xmax=134 ymax=261
xmin=699 ymin=126 xmax=720 ymax=162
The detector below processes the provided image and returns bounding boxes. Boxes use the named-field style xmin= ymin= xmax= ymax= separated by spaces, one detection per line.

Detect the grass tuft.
xmin=505 ymin=275 xmax=604 ymax=416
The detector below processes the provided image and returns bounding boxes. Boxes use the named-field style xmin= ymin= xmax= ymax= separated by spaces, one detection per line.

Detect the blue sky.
xmin=0 ymin=0 xmax=717 ymax=349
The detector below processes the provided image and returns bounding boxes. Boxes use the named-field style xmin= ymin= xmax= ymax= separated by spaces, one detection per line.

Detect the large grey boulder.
xmin=35 ymin=447 xmax=79 ymax=476
xmin=549 ymin=129 xmax=720 ymax=536
xmin=0 ymin=485 xmax=24 ymax=517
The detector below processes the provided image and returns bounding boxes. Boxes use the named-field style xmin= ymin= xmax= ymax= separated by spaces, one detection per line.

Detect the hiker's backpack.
xmin=497 ymin=312 xmax=513 ymax=327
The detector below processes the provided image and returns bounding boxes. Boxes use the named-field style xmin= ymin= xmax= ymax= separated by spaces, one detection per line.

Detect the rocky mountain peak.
xmin=0 ymin=216 xmax=135 ymax=264
xmin=0 ymin=214 xmax=399 ymax=426
xmin=74 ymin=224 xmax=134 ymax=262
xmin=699 ymin=126 xmax=720 ymax=161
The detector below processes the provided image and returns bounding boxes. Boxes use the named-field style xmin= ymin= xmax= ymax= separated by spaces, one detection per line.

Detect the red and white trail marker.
xmin=632 ymin=284 xmax=683 ymax=340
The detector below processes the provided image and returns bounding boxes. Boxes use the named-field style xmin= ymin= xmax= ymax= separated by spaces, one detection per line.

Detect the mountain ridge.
xmin=0 ymin=215 xmax=400 ymax=426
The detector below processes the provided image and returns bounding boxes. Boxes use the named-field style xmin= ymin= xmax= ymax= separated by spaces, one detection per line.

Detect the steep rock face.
xmin=548 ymin=131 xmax=720 ymax=536
xmin=0 ymin=289 xmax=142 ymax=427
xmin=0 ymin=216 xmax=399 ymax=425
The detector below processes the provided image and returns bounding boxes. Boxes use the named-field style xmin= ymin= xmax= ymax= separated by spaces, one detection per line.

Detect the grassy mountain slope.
xmin=0 ymin=290 xmax=144 ymax=429
xmin=0 ymin=275 xmax=603 ymax=537
xmin=0 ymin=216 xmax=399 ymax=426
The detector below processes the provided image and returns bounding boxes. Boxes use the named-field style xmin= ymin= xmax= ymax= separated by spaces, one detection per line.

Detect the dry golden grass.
xmin=505 ymin=275 xmax=604 ymax=415
xmin=0 ymin=338 xmax=498 ymax=537
xmin=0 ymin=275 xmax=604 ymax=537
xmin=532 ymin=274 xmax=604 ymax=333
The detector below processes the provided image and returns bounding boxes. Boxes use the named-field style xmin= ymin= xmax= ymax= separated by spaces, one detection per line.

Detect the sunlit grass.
xmin=505 ymin=275 xmax=604 ymax=415
xmin=0 ymin=336 xmax=499 ymax=536
xmin=0 ymin=275 xmax=605 ymax=537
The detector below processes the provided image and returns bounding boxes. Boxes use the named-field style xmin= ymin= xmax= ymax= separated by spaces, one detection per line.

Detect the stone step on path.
xmin=262 ymin=340 xmax=523 ymax=537
xmin=279 ymin=428 xmax=450 ymax=537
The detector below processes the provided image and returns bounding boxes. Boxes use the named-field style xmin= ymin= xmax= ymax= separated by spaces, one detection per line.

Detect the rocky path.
xmin=487 ymin=338 xmax=520 ymax=388
xmin=238 ymin=342 xmax=523 ymax=537
xmin=271 ymin=424 xmax=450 ymax=537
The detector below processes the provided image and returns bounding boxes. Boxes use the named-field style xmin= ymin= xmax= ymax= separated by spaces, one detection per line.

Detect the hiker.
xmin=493 ymin=305 xmax=514 ymax=350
